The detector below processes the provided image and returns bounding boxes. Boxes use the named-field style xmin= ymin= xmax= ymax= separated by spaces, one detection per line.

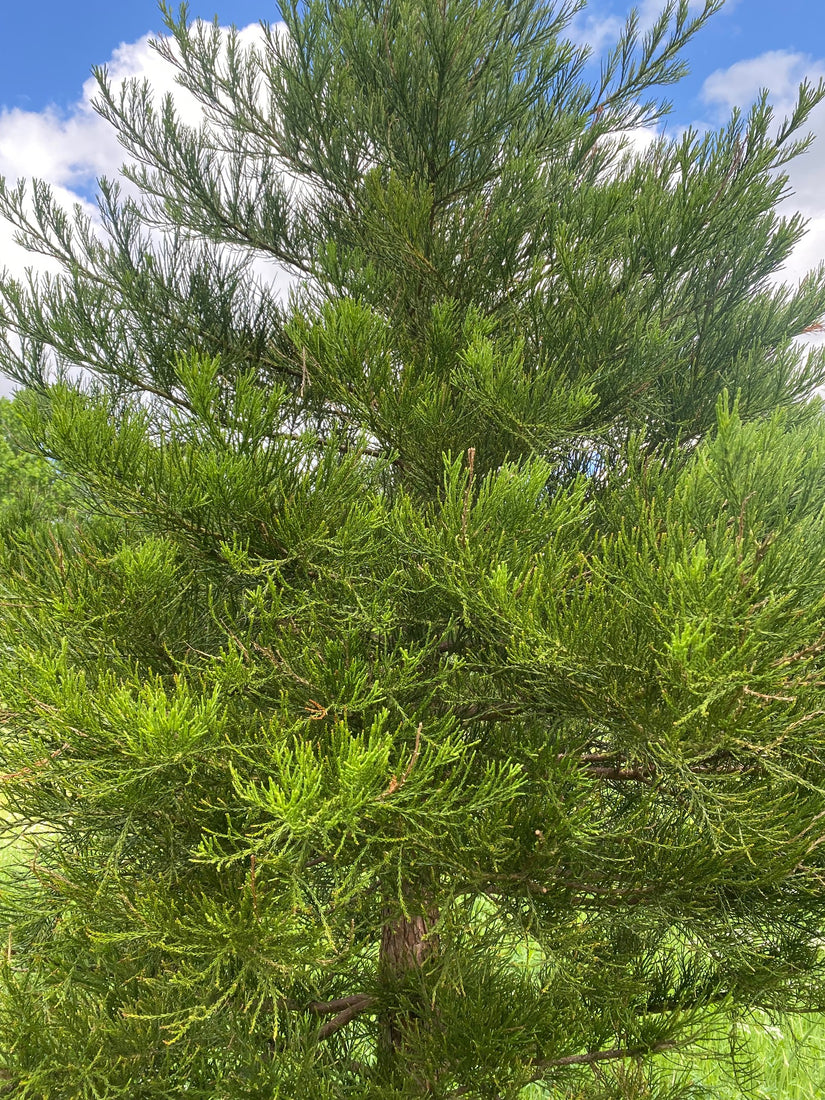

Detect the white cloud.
xmin=0 ymin=102 xmax=118 ymax=191
xmin=89 ymin=32 xmax=208 ymax=130
xmin=703 ymin=49 xmax=824 ymax=127
xmin=635 ymin=0 xmax=708 ymax=31
xmin=701 ymin=50 xmax=818 ymax=121
xmin=0 ymin=31 xmax=209 ymax=274
xmin=0 ymin=25 xmax=262 ymax=244
xmin=700 ymin=49 xmax=825 ymax=288
xmin=0 ymin=91 xmax=115 ymax=325
xmin=570 ymin=0 xmax=714 ymax=57
xmin=0 ymin=20 xmax=272 ymax=183
xmin=569 ymin=10 xmax=626 ymax=56
xmin=0 ymin=23 xmax=295 ymax=395
xmin=0 ymin=89 xmax=124 ymax=318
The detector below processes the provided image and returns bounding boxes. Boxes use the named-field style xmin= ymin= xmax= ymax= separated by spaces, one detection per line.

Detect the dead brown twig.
xmin=460 ymin=447 xmax=476 ymax=547
xmin=380 ymin=723 xmax=422 ymax=799
xmin=0 ymin=742 xmax=70 ymax=783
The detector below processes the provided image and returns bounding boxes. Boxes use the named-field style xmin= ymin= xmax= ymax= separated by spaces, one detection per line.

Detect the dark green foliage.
xmin=1 ymin=0 xmax=825 ymax=1096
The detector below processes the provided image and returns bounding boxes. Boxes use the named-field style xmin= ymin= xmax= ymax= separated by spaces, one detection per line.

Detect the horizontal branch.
xmin=308 ymin=993 xmax=373 ymax=1016
xmin=581 ymin=764 xmax=656 ymax=784
xmin=315 ymin=995 xmax=376 ymax=1041
xmin=543 ymin=1039 xmax=680 ymax=1069
xmin=447 ymin=1037 xmax=687 ymax=1096
xmin=482 ymin=874 xmax=655 ymax=905
xmin=556 ymin=752 xmax=757 ymax=785
xmin=455 ymin=702 xmax=524 ymax=722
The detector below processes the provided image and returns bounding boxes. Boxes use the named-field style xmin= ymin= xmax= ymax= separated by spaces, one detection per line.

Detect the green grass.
xmin=0 ymin=817 xmax=28 ymax=878
xmin=686 ymin=1014 xmax=825 ymax=1099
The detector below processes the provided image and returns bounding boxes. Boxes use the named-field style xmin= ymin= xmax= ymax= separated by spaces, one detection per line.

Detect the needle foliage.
xmin=2 ymin=0 xmax=825 ymax=1096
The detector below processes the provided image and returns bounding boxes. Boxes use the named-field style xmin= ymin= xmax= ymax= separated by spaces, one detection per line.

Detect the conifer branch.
xmin=1 ymin=0 xmax=824 ymax=1091
xmin=446 ymin=1038 xmax=688 ymax=1096
xmin=379 ymin=723 xmax=422 ymax=798
xmin=309 ymin=994 xmax=376 ymax=1040
xmin=541 ymin=1038 xmax=681 ymax=1068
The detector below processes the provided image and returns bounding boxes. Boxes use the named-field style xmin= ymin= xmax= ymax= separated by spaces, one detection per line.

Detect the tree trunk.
xmin=378 ymin=904 xmax=439 ymax=1089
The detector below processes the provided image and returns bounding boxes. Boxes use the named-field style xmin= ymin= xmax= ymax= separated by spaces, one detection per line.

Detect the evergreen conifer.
xmin=2 ymin=1 xmax=825 ymax=1095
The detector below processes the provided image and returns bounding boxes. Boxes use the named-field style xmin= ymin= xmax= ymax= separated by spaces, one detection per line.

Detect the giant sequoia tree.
xmin=3 ymin=0 xmax=825 ymax=1096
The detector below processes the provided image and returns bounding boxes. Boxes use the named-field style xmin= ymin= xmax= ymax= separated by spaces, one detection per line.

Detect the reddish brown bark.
xmin=378 ymin=906 xmax=439 ymax=1088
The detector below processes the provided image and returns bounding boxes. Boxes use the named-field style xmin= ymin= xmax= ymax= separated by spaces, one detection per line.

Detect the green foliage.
xmin=0 ymin=394 xmax=74 ymax=525
xmin=2 ymin=0 xmax=825 ymax=1096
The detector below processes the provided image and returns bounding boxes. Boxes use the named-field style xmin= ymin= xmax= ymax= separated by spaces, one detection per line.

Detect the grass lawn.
xmin=686 ymin=1014 xmax=825 ymax=1100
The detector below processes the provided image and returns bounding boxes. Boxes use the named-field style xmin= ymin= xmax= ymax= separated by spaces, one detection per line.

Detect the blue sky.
xmin=0 ymin=2 xmax=275 ymax=111
xmin=0 ymin=0 xmax=822 ymax=124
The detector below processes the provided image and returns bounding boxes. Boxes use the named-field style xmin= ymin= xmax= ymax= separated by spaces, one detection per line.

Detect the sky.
xmin=0 ymin=0 xmax=824 ymax=388
xmin=0 ymin=0 xmax=822 ymax=120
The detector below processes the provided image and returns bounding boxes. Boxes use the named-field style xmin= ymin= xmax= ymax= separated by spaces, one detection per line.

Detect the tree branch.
xmin=557 ymin=751 xmax=757 ymax=785
xmin=308 ymin=993 xmax=374 ymax=1016
xmin=580 ymin=764 xmax=657 ymax=785
xmin=312 ymin=994 xmax=376 ymax=1040
xmin=446 ymin=1037 xmax=686 ymax=1096
xmin=541 ymin=1038 xmax=680 ymax=1069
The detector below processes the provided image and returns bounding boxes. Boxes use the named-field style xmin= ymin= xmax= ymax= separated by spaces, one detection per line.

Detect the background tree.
xmin=0 ymin=394 xmax=74 ymax=519
xmin=2 ymin=0 xmax=825 ymax=1096
xmin=0 ymin=392 xmax=89 ymax=658
xmin=0 ymin=390 xmax=81 ymax=895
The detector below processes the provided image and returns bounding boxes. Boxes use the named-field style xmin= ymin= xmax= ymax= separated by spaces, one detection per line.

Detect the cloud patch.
xmin=700 ymin=49 xmax=825 ymax=287
xmin=0 ymin=30 xmax=208 ymax=291
xmin=0 ymin=24 xmax=274 ymax=272
xmin=569 ymin=0 xmax=718 ymax=57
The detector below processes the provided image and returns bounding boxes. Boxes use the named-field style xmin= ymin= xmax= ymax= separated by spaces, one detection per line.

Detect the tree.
xmin=0 ymin=388 xmax=99 ymax=903
xmin=1 ymin=0 xmax=825 ymax=1094
xmin=0 ymin=394 xmax=73 ymax=517
xmin=0 ymin=392 xmax=89 ymax=619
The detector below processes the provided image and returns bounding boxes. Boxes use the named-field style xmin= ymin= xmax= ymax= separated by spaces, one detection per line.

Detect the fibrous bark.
xmin=378 ymin=904 xmax=440 ymax=1088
